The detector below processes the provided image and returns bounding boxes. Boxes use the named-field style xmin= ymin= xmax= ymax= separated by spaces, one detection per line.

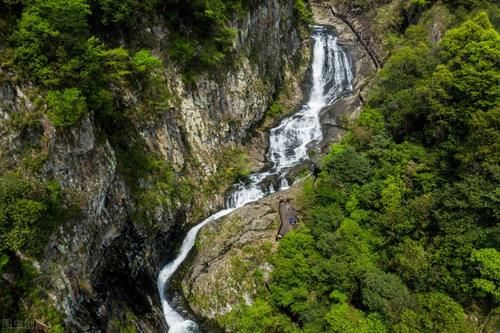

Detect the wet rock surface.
xmin=312 ymin=3 xmax=376 ymax=153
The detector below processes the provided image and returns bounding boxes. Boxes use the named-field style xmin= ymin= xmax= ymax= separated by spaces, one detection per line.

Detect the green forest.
xmin=222 ymin=1 xmax=500 ymax=332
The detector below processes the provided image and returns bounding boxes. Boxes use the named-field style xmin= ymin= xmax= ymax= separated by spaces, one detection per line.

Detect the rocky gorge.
xmin=0 ymin=1 xmax=310 ymax=331
xmin=179 ymin=3 xmax=375 ymax=328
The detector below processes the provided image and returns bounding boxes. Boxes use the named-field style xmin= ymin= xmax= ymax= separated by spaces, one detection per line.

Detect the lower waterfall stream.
xmin=158 ymin=26 xmax=354 ymax=333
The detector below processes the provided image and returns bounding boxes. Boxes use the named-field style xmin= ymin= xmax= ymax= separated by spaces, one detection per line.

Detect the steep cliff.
xmin=0 ymin=1 xmax=309 ymax=331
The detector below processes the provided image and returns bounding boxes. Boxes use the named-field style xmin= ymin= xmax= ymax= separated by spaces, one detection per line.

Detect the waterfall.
xmin=157 ymin=26 xmax=354 ymax=333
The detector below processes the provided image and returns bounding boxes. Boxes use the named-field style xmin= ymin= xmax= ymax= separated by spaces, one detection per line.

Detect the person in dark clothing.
xmin=311 ymin=162 xmax=321 ymax=182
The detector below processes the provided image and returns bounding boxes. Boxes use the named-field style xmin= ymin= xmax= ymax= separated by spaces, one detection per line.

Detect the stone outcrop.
xmin=182 ymin=183 xmax=304 ymax=320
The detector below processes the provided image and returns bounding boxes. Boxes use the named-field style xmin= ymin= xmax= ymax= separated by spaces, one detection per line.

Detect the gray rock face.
xmin=0 ymin=1 xmax=308 ymax=332
xmin=142 ymin=0 xmax=305 ymax=179
xmin=0 ymin=79 xmax=16 ymax=121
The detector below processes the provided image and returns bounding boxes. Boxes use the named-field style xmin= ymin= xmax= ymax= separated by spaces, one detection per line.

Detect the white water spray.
xmin=158 ymin=26 xmax=353 ymax=333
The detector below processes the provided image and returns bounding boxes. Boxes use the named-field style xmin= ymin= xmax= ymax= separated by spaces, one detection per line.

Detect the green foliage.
xmin=369 ymin=12 xmax=499 ymax=146
xmin=167 ymin=36 xmax=196 ymax=66
xmin=102 ymin=47 xmax=133 ymax=83
xmin=91 ymin=0 xmax=157 ymax=25
xmin=322 ymin=145 xmax=373 ymax=187
xmin=1 ymin=257 xmax=65 ymax=330
xmin=132 ymin=49 xmax=161 ymax=73
xmin=225 ymin=10 xmax=499 ymax=332
xmin=222 ymin=299 xmax=299 ymax=333
xmin=13 ymin=0 xmax=91 ymax=86
xmin=394 ymin=293 xmax=469 ymax=333
xmin=0 ymin=173 xmax=66 ymax=329
xmin=269 ymin=229 xmax=320 ymax=319
xmin=47 ymin=88 xmax=87 ymax=128
xmin=167 ymin=28 xmax=237 ymax=79
xmin=163 ymin=1 xmax=245 ymax=78
xmin=471 ymin=248 xmax=500 ymax=301
xmin=294 ymin=0 xmax=313 ymax=25
xmin=0 ymin=174 xmax=62 ymax=255
xmin=267 ymin=101 xmax=283 ymax=116
xmin=362 ymin=270 xmax=411 ymax=321
xmin=325 ymin=303 xmax=387 ymax=333
xmin=10 ymin=0 xmax=165 ymax=127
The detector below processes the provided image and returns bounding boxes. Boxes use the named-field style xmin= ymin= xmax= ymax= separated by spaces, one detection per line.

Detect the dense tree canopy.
xmin=224 ymin=8 xmax=499 ymax=333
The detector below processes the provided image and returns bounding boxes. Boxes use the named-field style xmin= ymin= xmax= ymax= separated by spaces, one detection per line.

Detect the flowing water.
xmin=157 ymin=26 xmax=354 ymax=333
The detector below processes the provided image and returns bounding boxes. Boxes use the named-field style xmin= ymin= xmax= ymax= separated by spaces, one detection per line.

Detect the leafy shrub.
xmin=14 ymin=0 xmax=91 ymax=86
xmin=394 ymin=293 xmax=469 ymax=333
xmin=294 ymin=0 xmax=313 ymax=25
xmin=268 ymin=101 xmax=283 ymax=116
xmin=132 ymin=49 xmax=161 ymax=73
xmin=167 ymin=36 xmax=197 ymax=69
xmin=47 ymin=88 xmax=87 ymax=128
xmin=0 ymin=174 xmax=63 ymax=256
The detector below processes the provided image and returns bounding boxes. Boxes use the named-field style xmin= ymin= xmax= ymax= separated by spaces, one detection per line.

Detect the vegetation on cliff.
xmin=1 ymin=0 xmax=299 ymax=330
xmin=0 ymin=174 xmax=68 ymax=330
xmin=223 ymin=2 xmax=499 ymax=332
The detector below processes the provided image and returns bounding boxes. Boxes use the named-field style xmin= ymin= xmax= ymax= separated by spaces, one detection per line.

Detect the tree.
xmin=322 ymin=145 xmax=373 ymax=187
xmin=361 ymin=269 xmax=411 ymax=322
xmin=394 ymin=293 xmax=469 ymax=333
xmin=222 ymin=299 xmax=299 ymax=333
xmin=471 ymin=248 xmax=500 ymax=301
xmin=0 ymin=174 xmax=62 ymax=255
xmin=325 ymin=303 xmax=387 ymax=333
xmin=270 ymin=230 xmax=320 ymax=320
xmin=132 ymin=50 xmax=161 ymax=74
xmin=14 ymin=0 xmax=90 ymax=86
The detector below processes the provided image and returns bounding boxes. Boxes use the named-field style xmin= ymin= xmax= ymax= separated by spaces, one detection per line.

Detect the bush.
xmin=268 ymin=101 xmax=283 ymax=116
xmin=0 ymin=174 xmax=62 ymax=256
xmin=294 ymin=0 xmax=313 ymax=25
xmin=47 ymin=88 xmax=87 ymax=128
xmin=14 ymin=0 xmax=91 ymax=86
xmin=167 ymin=36 xmax=197 ymax=68
xmin=394 ymin=293 xmax=469 ymax=333
xmin=132 ymin=50 xmax=161 ymax=73
xmin=91 ymin=0 xmax=158 ymax=25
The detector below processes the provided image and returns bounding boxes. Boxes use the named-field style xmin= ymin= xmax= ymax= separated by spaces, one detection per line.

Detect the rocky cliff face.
xmin=0 ymin=1 xmax=309 ymax=331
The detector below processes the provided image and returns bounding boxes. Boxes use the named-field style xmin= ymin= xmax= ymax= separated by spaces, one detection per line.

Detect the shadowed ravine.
xmin=157 ymin=26 xmax=354 ymax=333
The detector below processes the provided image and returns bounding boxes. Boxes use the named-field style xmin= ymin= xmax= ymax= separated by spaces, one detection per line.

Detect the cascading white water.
xmin=157 ymin=26 xmax=354 ymax=333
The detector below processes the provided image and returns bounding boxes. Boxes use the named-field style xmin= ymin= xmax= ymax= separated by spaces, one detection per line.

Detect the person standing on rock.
xmin=311 ymin=162 xmax=321 ymax=183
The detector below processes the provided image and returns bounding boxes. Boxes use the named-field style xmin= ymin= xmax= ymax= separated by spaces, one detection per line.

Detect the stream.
xmin=157 ymin=26 xmax=354 ymax=333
